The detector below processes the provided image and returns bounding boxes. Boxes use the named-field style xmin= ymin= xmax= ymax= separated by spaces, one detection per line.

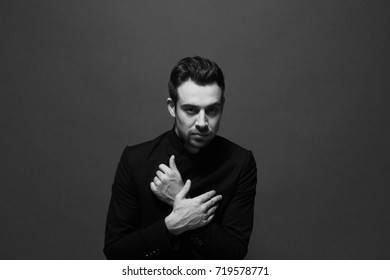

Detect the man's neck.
xmin=184 ymin=143 xmax=200 ymax=154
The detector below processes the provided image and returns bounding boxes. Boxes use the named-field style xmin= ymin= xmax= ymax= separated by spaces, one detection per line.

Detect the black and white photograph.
xmin=1 ymin=0 xmax=389 ymax=266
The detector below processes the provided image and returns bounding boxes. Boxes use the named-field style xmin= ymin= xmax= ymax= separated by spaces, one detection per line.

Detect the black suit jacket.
xmin=104 ymin=129 xmax=257 ymax=259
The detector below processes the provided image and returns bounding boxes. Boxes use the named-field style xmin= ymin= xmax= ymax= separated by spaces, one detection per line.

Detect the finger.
xmin=169 ymin=155 xmax=179 ymax=172
xmin=205 ymin=214 xmax=215 ymax=224
xmin=156 ymin=170 xmax=165 ymax=180
xmin=206 ymin=205 xmax=218 ymax=216
xmin=203 ymin=195 xmax=223 ymax=210
xmin=153 ymin=176 xmax=162 ymax=186
xmin=158 ymin=164 xmax=171 ymax=174
xmin=176 ymin=179 xmax=191 ymax=199
xmin=150 ymin=182 xmax=157 ymax=192
xmin=196 ymin=190 xmax=217 ymax=203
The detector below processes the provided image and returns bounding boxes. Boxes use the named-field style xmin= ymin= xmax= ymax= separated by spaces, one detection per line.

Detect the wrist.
xmin=165 ymin=214 xmax=182 ymax=235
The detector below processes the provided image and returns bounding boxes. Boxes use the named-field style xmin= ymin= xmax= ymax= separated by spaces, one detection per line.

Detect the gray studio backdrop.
xmin=1 ymin=0 xmax=389 ymax=259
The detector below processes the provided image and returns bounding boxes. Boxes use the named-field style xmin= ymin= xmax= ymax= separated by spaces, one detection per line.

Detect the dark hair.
xmin=168 ymin=56 xmax=225 ymax=104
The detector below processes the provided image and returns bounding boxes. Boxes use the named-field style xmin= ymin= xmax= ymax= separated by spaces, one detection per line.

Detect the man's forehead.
xmin=176 ymin=80 xmax=222 ymax=106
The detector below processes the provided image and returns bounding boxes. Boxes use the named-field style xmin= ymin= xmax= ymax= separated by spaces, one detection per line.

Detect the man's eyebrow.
xmin=181 ymin=102 xmax=221 ymax=108
xmin=206 ymin=102 xmax=222 ymax=108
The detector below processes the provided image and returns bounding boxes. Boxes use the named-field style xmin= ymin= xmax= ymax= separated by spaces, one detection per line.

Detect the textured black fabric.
xmin=104 ymin=129 xmax=257 ymax=259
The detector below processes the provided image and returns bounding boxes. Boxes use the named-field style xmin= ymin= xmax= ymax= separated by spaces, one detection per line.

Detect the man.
xmin=104 ymin=56 xmax=257 ymax=259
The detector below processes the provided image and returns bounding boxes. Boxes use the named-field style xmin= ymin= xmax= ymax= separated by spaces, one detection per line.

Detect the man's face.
xmin=168 ymin=79 xmax=224 ymax=153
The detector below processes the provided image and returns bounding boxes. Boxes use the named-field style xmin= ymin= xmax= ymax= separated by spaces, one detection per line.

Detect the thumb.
xmin=169 ymin=155 xmax=179 ymax=172
xmin=176 ymin=179 xmax=191 ymax=199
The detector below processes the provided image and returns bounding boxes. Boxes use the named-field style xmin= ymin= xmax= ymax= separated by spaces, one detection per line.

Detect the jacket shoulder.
xmin=213 ymin=135 xmax=252 ymax=156
xmin=123 ymin=131 xmax=169 ymax=159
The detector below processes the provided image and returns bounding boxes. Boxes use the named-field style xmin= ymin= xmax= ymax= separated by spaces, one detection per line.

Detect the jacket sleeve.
xmin=103 ymin=147 xmax=176 ymax=259
xmin=183 ymin=151 xmax=257 ymax=259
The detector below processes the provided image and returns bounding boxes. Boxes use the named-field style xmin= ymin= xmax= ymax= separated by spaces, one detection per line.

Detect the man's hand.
xmin=150 ymin=155 xmax=184 ymax=206
xmin=165 ymin=179 xmax=222 ymax=235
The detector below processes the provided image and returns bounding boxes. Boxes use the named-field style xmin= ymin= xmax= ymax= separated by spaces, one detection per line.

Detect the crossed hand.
xmin=150 ymin=155 xmax=222 ymax=235
xmin=150 ymin=155 xmax=184 ymax=206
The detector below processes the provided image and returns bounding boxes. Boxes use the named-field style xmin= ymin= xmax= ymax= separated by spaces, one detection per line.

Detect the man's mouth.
xmin=192 ymin=133 xmax=211 ymax=137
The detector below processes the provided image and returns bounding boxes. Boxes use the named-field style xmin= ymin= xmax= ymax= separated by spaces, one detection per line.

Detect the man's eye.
xmin=207 ymin=107 xmax=220 ymax=116
xmin=185 ymin=108 xmax=196 ymax=114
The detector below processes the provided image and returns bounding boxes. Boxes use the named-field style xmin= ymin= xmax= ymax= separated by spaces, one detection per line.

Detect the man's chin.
xmin=190 ymin=138 xmax=211 ymax=149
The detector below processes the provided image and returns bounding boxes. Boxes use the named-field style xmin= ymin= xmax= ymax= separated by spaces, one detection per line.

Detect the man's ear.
xmin=167 ymin=98 xmax=176 ymax=117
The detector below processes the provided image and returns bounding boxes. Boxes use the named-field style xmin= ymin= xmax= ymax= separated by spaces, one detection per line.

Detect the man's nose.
xmin=195 ymin=111 xmax=208 ymax=130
